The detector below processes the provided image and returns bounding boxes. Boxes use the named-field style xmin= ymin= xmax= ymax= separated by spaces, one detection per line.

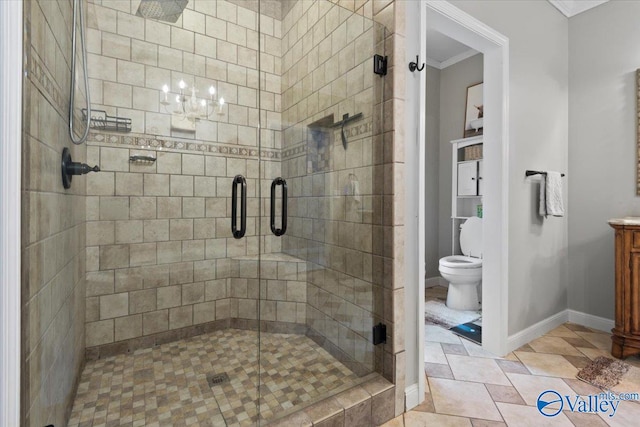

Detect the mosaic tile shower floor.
xmin=68 ymin=329 xmax=360 ymax=426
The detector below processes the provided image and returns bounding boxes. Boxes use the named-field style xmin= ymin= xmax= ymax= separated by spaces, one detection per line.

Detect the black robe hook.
xmin=409 ymin=55 xmax=425 ymax=72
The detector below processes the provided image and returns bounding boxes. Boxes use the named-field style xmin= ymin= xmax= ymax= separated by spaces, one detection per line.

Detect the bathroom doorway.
xmin=424 ymin=32 xmax=484 ymax=343
xmin=423 ymin=0 xmax=509 ymax=351
xmin=410 ymin=1 xmax=510 ymax=404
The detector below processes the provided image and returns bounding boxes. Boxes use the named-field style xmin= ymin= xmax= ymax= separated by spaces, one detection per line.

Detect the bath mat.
xmin=424 ymin=300 xmax=481 ymax=329
xmin=576 ymin=356 xmax=630 ymax=389
xmin=450 ymin=322 xmax=482 ymax=345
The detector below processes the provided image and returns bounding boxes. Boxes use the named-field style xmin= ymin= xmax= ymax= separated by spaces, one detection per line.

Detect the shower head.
xmin=136 ymin=0 xmax=188 ymax=23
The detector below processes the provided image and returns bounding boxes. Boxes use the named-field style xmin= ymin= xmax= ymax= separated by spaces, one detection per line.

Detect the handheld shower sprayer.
xmin=69 ymin=0 xmax=91 ymax=145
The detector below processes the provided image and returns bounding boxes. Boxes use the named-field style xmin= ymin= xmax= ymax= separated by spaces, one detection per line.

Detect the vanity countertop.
xmin=608 ymin=217 xmax=640 ymax=226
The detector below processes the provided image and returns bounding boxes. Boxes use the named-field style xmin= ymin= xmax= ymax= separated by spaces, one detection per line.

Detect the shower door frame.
xmin=0 ymin=1 xmax=23 ymax=426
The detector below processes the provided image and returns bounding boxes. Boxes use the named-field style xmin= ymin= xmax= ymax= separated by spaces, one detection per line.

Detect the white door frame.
xmin=0 ymin=0 xmax=23 ymax=425
xmin=415 ymin=0 xmax=510 ymax=401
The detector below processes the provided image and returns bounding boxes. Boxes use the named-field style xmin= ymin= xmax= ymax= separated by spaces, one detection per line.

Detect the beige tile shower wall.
xmin=85 ymin=0 xmax=282 ymax=150
xmin=21 ymin=1 xmax=88 ymax=426
xmin=279 ymin=0 xmax=383 ymax=374
xmin=81 ymin=0 xmax=306 ymax=348
xmin=84 ymin=136 xmax=291 ymax=347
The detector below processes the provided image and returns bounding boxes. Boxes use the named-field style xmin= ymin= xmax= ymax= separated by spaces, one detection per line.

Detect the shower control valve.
xmin=61 ymin=147 xmax=100 ymax=189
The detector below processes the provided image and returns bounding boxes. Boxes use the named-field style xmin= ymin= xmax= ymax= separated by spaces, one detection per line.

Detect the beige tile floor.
xmin=385 ymin=315 xmax=640 ymax=426
xmin=68 ymin=329 xmax=361 ymax=426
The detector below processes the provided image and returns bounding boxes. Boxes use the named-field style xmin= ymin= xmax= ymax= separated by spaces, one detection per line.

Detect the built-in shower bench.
xmin=227 ymin=253 xmax=309 ymax=332
xmin=231 ymin=252 xmax=308 ymax=282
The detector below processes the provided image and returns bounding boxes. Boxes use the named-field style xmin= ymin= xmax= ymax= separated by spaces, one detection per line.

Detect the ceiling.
xmin=425 ymin=29 xmax=478 ymax=70
xmin=426 ymin=0 xmax=610 ymax=69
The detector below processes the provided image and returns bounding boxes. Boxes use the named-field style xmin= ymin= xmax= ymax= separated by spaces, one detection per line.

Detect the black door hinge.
xmin=373 ymin=54 xmax=387 ymax=76
xmin=373 ymin=323 xmax=387 ymax=345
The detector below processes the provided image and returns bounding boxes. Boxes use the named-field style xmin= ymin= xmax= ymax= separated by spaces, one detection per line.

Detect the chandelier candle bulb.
xmin=160 ymin=80 xmax=221 ymax=121
xmin=161 ymin=85 xmax=169 ymax=104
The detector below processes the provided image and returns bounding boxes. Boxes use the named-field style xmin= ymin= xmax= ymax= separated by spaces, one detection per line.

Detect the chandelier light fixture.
xmin=160 ymin=80 xmax=224 ymax=130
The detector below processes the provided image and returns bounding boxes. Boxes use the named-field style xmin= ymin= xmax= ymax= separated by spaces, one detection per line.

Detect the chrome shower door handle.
xmin=231 ymin=175 xmax=247 ymax=239
xmin=270 ymin=177 xmax=287 ymax=236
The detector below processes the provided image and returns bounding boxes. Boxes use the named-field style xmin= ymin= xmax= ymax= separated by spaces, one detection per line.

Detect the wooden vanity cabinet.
xmin=609 ymin=221 xmax=640 ymax=359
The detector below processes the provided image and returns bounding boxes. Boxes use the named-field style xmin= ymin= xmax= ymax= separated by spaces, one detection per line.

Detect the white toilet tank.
xmin=460 ymin=216 xmax=483 ymax=258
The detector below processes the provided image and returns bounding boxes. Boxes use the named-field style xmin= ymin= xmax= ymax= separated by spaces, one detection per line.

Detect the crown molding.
xmin=548 ymin=0 xmax=609 ymax=18
xmin=425 ymin=49 xmax=479 ymax=70
xmin=425 ymin=56 xmax=441 ymax=69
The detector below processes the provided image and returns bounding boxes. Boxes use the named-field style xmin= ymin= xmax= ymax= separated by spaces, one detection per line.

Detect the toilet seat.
xmin=439 ymin=255 xmax=482 ymax=269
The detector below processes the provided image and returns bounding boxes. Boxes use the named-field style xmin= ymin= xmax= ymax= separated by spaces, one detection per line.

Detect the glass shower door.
xmin=59 ymin=0 xmax=385 ymax=425
xmin=257 ymin=0 xmax=383 ymax=422
xmin=75 ymin=0 xmax=266 ymax=425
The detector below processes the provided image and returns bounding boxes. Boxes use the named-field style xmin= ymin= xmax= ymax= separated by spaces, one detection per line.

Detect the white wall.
xmin=568 ymin=1 xmax=640 ymax=320
xmin=437 ymin=55 xmax=483 ymax=260
xmin=449 ymin=0 xmax=569 ymax=335
xmin=425 ymin=65 xmax=440 ymax=279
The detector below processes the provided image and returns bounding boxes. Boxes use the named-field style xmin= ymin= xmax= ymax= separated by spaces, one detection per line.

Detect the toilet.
xmin=439 ymin=216 xmax=482 ymax=311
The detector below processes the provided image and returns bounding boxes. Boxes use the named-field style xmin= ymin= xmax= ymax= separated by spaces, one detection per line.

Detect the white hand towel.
xmin=539 ymin=174 xmax=547 ymax=217
xmin=545 ymin=171 xmax=564 ymax=217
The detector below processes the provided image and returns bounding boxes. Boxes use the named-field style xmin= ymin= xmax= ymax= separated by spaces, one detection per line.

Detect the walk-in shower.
xmin=21 ymin=1 xmax=394 ymax=425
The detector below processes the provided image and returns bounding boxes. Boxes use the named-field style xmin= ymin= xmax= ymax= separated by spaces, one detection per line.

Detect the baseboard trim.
xmin=506 ymin=309 xmax=616 ymax=353
xmin=404 ymin=384 xmax=421 ymax=411
xmin=567 ymin=309 xmax=614 ymax=333
xmin=506 ymin=310 xmax=569 ymax=353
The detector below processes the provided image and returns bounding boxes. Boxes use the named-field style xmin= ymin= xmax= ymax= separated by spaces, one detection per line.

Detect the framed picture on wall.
xmin=464 ymin=82 xmax=484 ymax=138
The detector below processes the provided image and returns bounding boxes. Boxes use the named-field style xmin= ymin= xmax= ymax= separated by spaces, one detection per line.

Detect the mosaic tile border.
xmin=281 ymin=119 xmax=373 ymax=161
xmin=337 ymin=119 xmax=374 ymax=141
xmin=282 ymin=142 xmax=308 ymax=159
xmin=27 ymin=46 xmax=66 ymax=118
xmin=87 ymin=131 xmax=281 ymax=160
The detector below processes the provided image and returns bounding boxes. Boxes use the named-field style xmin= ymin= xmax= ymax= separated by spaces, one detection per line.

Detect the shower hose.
xmin=69 ymin=0 xmax=91 ymax=145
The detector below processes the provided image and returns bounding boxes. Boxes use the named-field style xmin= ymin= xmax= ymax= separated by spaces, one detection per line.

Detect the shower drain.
xmin=207 ymin=372 xmax=230 ymax=387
